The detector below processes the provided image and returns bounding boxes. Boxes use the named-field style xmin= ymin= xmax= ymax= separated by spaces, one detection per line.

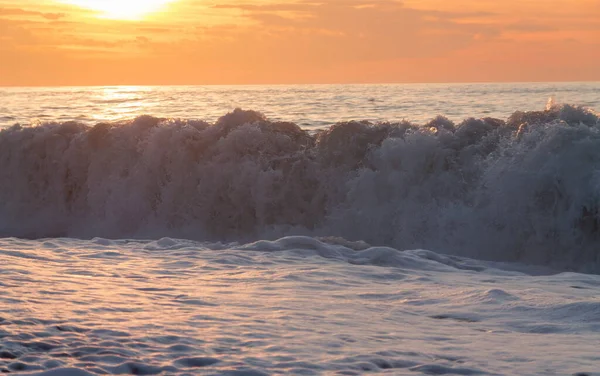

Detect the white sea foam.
xmin=1 ymin=105 xmax=599 ymax=271
xmin=0 ymin=237 xmax=598 ymax=375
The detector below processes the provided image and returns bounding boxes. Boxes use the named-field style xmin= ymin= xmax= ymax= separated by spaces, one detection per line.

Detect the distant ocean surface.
xmin=1 ymin=82 xmax=600 ymax=376
xmin=1 ymin=82 xmax=599 ymax=129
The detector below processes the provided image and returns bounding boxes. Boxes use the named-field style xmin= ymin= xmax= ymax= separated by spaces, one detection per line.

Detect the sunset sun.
xmin=58 ymin=0 xmax=176 ymax=20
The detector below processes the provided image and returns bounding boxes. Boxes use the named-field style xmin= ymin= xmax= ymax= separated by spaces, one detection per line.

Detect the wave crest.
xmin=1 ymin=105 xmax=599 ymax=271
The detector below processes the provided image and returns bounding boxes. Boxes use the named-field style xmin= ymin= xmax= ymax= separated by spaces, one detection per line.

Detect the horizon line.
xmin=1 ymin=79 xmax=599 ymax=89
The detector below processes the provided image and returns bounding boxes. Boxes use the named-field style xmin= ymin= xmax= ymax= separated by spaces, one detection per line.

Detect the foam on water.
xmin=0 ymin=237 xmax=599 ymax=375
xmin=1 ymin=104 xmax=600 ymax=272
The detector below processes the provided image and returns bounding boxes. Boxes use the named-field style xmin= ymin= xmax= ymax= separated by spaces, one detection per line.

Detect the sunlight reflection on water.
xmin=0 ymin=82 xmax=599 ymax=129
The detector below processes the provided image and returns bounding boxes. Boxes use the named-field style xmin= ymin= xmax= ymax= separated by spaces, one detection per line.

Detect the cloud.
xmin=0 ymin=0 xmax=598 ymax=85
xmin=0 ymin=7 xmax=66 ymax=20
xmin=200 ymin=0 xmax=499 ymax=63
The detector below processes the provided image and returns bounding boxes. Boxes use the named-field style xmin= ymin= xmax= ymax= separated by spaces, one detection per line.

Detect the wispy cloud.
xmin=0 ymin=0 xmax=598 ymax=85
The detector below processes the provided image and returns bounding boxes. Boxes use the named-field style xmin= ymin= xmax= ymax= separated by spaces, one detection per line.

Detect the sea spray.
xmin=1 ymin=105 xmax=599 ymax=271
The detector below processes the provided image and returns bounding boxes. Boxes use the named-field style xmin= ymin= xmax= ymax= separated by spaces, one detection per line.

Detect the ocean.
xmin=0 ymin=82 xmax=599 ymax=375
xmin=1 ymin=82 xmax=599 ymax=129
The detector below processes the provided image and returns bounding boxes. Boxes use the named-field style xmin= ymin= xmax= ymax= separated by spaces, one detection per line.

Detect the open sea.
xmin=1 ymin=82 xmax=600 ymax=375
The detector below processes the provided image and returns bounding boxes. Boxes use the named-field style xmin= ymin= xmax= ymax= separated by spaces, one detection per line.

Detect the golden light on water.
xmin=57 ymin=0 xmax=176 ymax=20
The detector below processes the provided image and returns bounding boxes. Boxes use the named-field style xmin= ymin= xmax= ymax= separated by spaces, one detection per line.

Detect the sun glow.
xmin=58 ymin=0 xmax=176 ymax=20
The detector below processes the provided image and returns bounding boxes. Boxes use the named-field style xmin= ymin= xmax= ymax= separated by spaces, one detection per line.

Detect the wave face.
xmin=1 ymin=105 xmax=600 ymax=271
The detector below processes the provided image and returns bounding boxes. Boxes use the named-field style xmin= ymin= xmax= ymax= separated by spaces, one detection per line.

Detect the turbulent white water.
xmin=1 ymin=104 xmax=599 ymax=272
xmin=1 ymin=84 xmax=600 ymax=375
xmin=1 ymin=236 xmax=599 ymax=376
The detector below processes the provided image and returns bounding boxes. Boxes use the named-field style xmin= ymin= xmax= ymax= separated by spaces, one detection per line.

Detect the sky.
xmin=0 ymin=0 xmax=599 ymax=86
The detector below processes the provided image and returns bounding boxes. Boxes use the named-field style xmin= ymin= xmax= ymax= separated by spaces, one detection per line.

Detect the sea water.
xmin=0 ymin=83 xmax=599 ymax=375
xmin=1 ymin=82 xmax=599 ymax=129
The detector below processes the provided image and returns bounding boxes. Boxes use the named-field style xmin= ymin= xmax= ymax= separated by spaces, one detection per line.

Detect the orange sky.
xmin=0 ymin=0 xmax=599 ymax=86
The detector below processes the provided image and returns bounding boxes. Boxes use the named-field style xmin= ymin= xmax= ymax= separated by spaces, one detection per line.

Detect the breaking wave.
xmin=1 ymin=104 xmax=600 ymax=272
